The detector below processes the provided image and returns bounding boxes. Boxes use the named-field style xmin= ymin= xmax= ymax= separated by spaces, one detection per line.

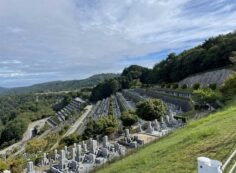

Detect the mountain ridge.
xmin=1 ymin=73 xmax=119 ymax=94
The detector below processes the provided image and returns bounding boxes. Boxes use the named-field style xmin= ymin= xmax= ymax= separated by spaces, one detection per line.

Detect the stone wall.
xmin=179 ymin=68 xmax=234 ymax=86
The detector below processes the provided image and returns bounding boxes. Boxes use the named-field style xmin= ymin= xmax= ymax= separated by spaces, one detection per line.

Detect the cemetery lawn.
xmin=96 ymin=104 xmax=236 ymax=173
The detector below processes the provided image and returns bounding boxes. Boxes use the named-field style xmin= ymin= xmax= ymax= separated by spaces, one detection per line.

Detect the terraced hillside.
xmin=96 ymin=104 xmax=236 ymax=173
xmin=179 ymin=68 xmax=234 ymax=86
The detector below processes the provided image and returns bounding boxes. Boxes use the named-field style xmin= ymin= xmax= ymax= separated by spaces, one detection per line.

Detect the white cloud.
xmin=0 ymin=0 xmax=236 ymax=87
xmin=0 ymin=60 xmax=22 ymax=65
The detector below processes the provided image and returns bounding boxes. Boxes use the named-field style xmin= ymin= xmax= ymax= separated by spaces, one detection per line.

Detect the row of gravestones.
xmin=40 ymin=136 xmax=126 ymax=173
xmin=140 ymin=113 xmax=183 ymax=134
xmin=91 ymin=98 xmax=110 ymax=120
xmin=111 ymin=95 xmax=121 ymax=118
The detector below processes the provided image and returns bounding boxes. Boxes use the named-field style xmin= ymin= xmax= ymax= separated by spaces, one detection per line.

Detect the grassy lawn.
xmin=96 ymin=105 xmax=236 ymax=173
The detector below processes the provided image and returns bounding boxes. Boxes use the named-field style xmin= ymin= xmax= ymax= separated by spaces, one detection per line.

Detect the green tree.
xmin=60 ymin=134 xmax=81 ymax=146
xmin=25 ymin=139 xmax=48 ymax=154
xmin=220 ymin=73 xmax=236 ymax=97
xmin=121 ymin=111 xmax=139 ymax=127
xmin=181 ymin=84 xmax=187 ymax=89
xmin=172 ymin=83 xmax=179 ymax=89
xmin=209 ymin=83 xmax=217 ymax=90
xmin=136 ymin=99 xmax=167 ymax=121
xmin=193 ymin=89 xmax=220 ymax=103
xmin=193 ymin=83 xmax=200 ymax=90
xmin=83 ymin=115 xmax=119 ymax=139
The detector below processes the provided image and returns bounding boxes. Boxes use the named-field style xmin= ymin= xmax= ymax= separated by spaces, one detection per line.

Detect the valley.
xmin=0 ymin=31 xmax=236 ymax=173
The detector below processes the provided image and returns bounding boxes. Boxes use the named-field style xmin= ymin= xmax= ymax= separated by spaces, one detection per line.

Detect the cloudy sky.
xmin=0 ymin=0 xmax=236 ymax=88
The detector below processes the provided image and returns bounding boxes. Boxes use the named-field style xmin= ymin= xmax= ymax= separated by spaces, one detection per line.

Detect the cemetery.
xmin=47 ymin=98 xmax=85 ymax=127
xmin=1 ymin=72 xmax=235 ymax=173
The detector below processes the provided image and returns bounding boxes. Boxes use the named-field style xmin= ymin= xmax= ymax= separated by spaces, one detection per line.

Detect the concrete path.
xmin=64 ymin=105 xmax=92 ymax=137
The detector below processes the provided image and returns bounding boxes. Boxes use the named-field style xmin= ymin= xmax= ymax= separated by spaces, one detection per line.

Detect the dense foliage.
xmin=25 ymin=139 xmax=48 ymax=154
xmin=136 ymin=99 xmax=167 ymax=121
xmin=0 ymin=93 xmax=65 ymax=148
xmin=90 ymin=78 xmax=121 ymax=101
xmin=83 ymin=115 xmax=119 ymax=139
xmin=90 ymin=32 xmax=235 ymax=101
xmin=121 ymin=111 xmax=139 ymax=127
xmin=220 ymin=72 xmax=236 ymax=98
xmin=60 ymin=134 xmax=82 ymax=146
xmin=193 ymin=89 xmax=220 ymax=104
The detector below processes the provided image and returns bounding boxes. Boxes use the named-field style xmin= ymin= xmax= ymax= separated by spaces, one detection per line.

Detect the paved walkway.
xmin=64 ymin=105 xmax=92 ymax=137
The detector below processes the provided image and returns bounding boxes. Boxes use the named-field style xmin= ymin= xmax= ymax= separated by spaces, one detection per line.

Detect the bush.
xmin=181 ymin=84 xmax=187 ymax=89
xmin=121 ymin=111 xmax=138 ymax=127
xmin=160 ymin=83 xmax=165 ymax=88
xmin=60 ymin=134 xmax=81 ymax=146
xmin=220 ymin=73 xmax=236 ymax=97
xmin=193 ymin=89 xmax=220 ymax=103
xmin=165 ymin=84 xmax=171 ymax=88
xmin=25 ymin=139 xmax=48 ymax=154
xmin=83 ymin=115 xmax=119 ymax=139
xmin=209 ymin=83 xmax=217 ymax=90
xmin=172 ymin=83 xmax=179 ymax=89
xmin=192 ymin=83 xmax=200 ymax=90
xmin=136 ymin=99 xmax=167 ymax=121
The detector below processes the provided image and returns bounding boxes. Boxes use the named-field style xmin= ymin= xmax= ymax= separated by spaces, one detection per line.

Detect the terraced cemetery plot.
xmin=96 ymin=105 xmax=236 ymax=173
xmin=47 ymin=98 xmax=83 ymax=127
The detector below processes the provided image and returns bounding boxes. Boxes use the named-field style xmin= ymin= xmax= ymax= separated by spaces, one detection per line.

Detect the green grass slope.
xmin=97 ymin=105 xmax=236 ymax=173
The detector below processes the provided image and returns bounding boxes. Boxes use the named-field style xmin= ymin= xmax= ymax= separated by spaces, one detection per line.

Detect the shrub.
xmin=209 ymin=83 xmax=217 ymax=90
xmin=165 ymin=84 xmax=171 ymax=88
xmin=25 ymin=139 xmax=48 ymax=154
xmin=220 ymin=73 xmax=236 ymax=97
xmin=60 ymin=134 xmax=81 ymax=146
xmin=172 ymin=83 xmax=179 ymax=89
xmin=192 ymin=83 xmax=200 ymax=90
xmin=181 ymin=84 xmax=187 ymax=89
xmin=121 ymin=111 xmax=138 ymax=127
xmin=193 ymin=89 xmax=220 ymax=103
xmin=136 ymin=99 xmax=167 ymax=121
xmin=83 ymin=115 xmax=119 ymax=139
xmin=160 ymin=83 xmax=165 ymax=88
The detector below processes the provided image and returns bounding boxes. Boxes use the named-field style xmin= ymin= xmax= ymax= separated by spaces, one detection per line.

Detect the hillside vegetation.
xmin=96 ymin=104 xmax=236 ymax=173
xmin=1 ymin=73 xmax=119 ymax=94
xmin=0 ymin=94 xmax=65 ymax=148
xmin=91 ymin=31 xmax=236 ymax=101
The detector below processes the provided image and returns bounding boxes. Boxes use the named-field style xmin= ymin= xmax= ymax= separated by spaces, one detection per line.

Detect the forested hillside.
xmin=1 ymin=73 xmax=119 ymax=95
xmin=91 ymin=31 xmax=236 ymax=101
xmin=0 ymin=93 xmax=67 ymax=148
xmin=0 ymin=88 xmax=7 ymax=94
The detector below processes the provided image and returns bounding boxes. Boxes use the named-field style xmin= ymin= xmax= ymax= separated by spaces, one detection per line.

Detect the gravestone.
xmin=103 ymin=136 xmax=109 ymax=148
xmin=161 ymin=117 xmax=167 ymax=129
xmin=101 ymin=148 xmax=109 ymax=157
xmin=166 ymin=115 xmax=170 ymax=124
xmin=59 ymin=150 xmax=67 ymax=170
xmin=27 ymin=161 xmax=35 ymax=173
xmin=71 ymin=147 xmax=76 ymax=161
xmin=3 ymin=171 xmax=11 ymax=173
xmin=138 ymin=123 xmax=143 ymax=132
xmin=54 ymin=149 xmax=59 ymax=160
xmin=146 ymin=121 xmax=154 ymax=134
xmin=153 ymin=119 xmax=160 ymax=131
xmin=90 ymin=140 xmax=98 ymax=154
xmin=76 ymin=145 xmax=82 ymax=162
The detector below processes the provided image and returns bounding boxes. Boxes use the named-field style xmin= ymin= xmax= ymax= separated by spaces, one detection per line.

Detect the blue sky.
xmin=0 ymin=0 xmax=236 ymax=88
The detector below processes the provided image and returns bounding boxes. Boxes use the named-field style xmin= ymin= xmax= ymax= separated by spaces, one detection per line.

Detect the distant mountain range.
xmin=0 ymin=87 xmax=7 ymax=94
xmin=0 ymin=73 xmax=119 ymax=95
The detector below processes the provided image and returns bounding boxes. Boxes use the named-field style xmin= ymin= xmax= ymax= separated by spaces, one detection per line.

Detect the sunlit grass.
xmin=96 ymin=105 xmax=236 ymax=173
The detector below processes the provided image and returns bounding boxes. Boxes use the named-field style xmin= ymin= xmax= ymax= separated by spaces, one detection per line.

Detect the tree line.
xmin=91 ymin=31 xmax=236 ymax=101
